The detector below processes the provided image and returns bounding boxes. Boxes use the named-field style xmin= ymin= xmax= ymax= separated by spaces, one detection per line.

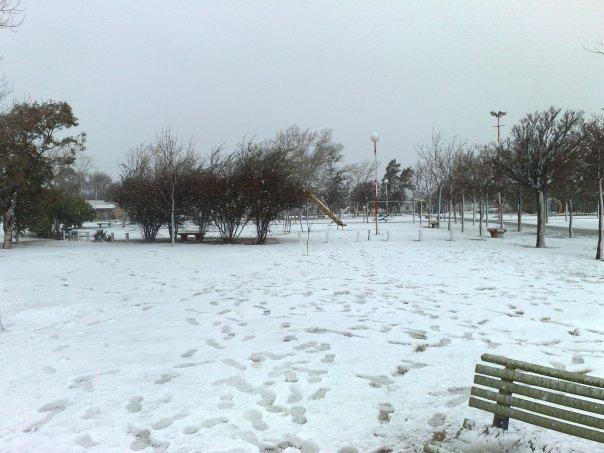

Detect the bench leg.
xmin=493 ymin=414 xmax=509 ymax=430
xmin=493 ymin=366 xmax=513 ymax=430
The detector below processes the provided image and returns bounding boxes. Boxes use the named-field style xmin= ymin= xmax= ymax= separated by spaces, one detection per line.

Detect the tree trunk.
xmin=461 ymin=192 xmax=465 ymax=234
xmin=472 ymin=200 xmax=475 ymax=226
xmin=437 ymin=187 xmax=442 ymax=229
xmin=517 ymin=189 xmax=522 ymax=232
xmin=545 ymin=193 xmax=549 ymax=225
xmin=170 ymin=187 xmax=176 ymax=245
xmin=485 ymin=194 xmax=489 ymax=227
xmin=448 ymin=195 xmax=452 ymax=231
xmin=498 ymin=192 xmax=504 ymax=228
xmin=564 ymin=200 xmax=568 ymax=222
xmin=568 ymin=199 xmax=573 ymax=239
xmin=536 ymin=189 xmax=546 ymax=248
xmin=412 ymin=193 xmax=416 ymax=223
xmin=2 ymin=188 xmax=17 ymax=249
xmin=597 ymin=177 xmax=603 ymax=260
xmin=479 ymin=198 xmax=484 ymax=239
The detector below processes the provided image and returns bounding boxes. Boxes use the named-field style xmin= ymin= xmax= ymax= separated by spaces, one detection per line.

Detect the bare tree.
xmin=0 ymin=0 xmax=22 ymax=29
xmin=1 ymin=0 xmax=24 ymax=103
xmin=452 ymin=148 xmax=476 ymax=233
xmin=84 ymin=171 xmax=113 ymax=200
xmin=551 ymin=149 xmax=586 ymax=238
xmin=584 ymin=41 xmax=604 ymax=56
xmin=412 ymin=162 xmax=438 ymax=226
xmin=153 ymin=128 xmax=197 ymax=245
xmin=416 ymin=132 xmax=461 ymax=229
xmin=500 ymin=107 xmax=584 ymax=248
xmin=347 ymin=160 xmax=376 ymax=188
xmin=583 ymin=116 xmax=604 ymax=260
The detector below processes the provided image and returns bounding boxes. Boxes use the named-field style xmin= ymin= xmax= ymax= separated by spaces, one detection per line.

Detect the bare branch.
xmin=0 ymin=0 xmax=24 ymax=30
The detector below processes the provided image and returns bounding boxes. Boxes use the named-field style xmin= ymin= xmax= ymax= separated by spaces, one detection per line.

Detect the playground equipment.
xmin=303 ymin=187 xmax=346 ymax=227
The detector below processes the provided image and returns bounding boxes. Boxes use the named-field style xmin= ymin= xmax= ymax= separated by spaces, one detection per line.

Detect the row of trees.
xmin=114 ymin=127 xmax=346 ymax=244
xmin=411 ymin=107 xmax=603 ymax=259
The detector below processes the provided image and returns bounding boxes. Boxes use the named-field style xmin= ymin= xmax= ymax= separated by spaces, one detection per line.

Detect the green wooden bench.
xmin=425 ymin=354 xmax=603 ymax=452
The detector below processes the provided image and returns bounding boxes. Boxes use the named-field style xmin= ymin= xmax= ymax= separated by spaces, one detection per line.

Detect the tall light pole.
xmin=370 ymin=132 xmax=380 ymax=235
xmin=384 ymin=178 xmax=389 ymax=214
xmin=490 ymin=111 xmax=506 ymax=142
xmin=490 ymin=111 xmax=506 ymax=228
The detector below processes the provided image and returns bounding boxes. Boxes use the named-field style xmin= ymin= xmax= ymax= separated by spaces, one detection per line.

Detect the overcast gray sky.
xmin=1 ymin=1 xmax=602 ymax=177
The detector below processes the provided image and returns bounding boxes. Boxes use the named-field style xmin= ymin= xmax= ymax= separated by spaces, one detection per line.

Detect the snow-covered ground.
xmin=501 ymin=214 xmax=599 ymax=231
xmin=1 ymin=218 xmax=603 ymax=452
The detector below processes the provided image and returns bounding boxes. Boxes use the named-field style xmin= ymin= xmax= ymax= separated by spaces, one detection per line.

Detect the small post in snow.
xmin=367 ymin=230 xmax=371 ymax=241
xmin=325 ymin=231 xmax=329 ymax=243
xmin=418 ymin=229 xmax=423 ymax=242
xmin=386 ymin=230 xmax=390 ymax=241
xmin=125 ymin=232 xmax=130 ymax=242
xmin=356 ymin=230 xmax=360 ymax=242
xmin=110 ymin=232 xmax=115 ymax=242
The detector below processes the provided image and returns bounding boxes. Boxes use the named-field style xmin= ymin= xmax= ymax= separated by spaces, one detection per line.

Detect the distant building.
xmin=86 ymin=200 xmax=117 ymax=220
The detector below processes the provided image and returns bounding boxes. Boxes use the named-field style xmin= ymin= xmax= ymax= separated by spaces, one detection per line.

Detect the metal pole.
xmin=491 ymin=110 xmax=506 ymax=229
xmin=373 ymin=141 xmax=379 ymax=235
xmin=497 ymin=116 xmax=504 ymax=228
xmin=385 ymin=184 xmax=388 ymax=214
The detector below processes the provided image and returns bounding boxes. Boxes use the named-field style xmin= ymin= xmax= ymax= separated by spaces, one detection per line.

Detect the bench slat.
xmin=471 ymin=387 xmax=604 ymax=430
xmin=474 ymin=375 xmax=604 ymax=415
xmin=475 ymin=364 xmax=604 ymax=400
xmin=482 ymin=354 xmax=604 ymax=388
xmin=469 ymin=397 xmax=604 ymax=443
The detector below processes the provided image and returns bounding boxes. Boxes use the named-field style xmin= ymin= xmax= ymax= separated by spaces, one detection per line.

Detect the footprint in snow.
xmin=217 ymin=394 xmax=234 ymax=409
xmin=74 ymin=433 xmax=97 ymax=448
xmin=290 ymin=406 xmax=307 ymax=425
xmin=428 ymin=412 xmax=447 ymax=428
xmin=182 ymin=417 xmax=228 ymax=434
xmin=309 ymin=387 xmax=329 ymax=400
xmin=244 ymin=410 xmax=269 ymax=431
xmin=24 ymin=399 xmax=70 ymax=433
xmin=206 ymin=338 xmax=225 ymax=349
xmin=222 ymin=358 xmax=246 ymax=370
xmin=356 ymin=374 xmax=394 ymax=388
xmin=126 ymin=396 xmax=143 ymax=413
xmin=288 ymin=386 xmax=303 ymax=404
xmin=152 ymin=413 xmax=187 ymax=430
xmin=81 ymin=407 xmax=101 ymax=420
xmin=181 ymin=349 xmax=197 ymax=358
xmin=378 ymin=403 xmax=395 ymax=422
xmin=155 ymin=373 xmax=177 ymax=385
xmin=321 ymin=354 xmax=335 ymax=364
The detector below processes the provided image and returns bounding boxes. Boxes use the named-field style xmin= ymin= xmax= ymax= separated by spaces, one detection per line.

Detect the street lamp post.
xmin=490 ymin=110 xmax=506 ymax=229
xmin=384 ymin=178 xmax=389 ymax=214
xmin=370 ymin=133 xmax=380 ymax=235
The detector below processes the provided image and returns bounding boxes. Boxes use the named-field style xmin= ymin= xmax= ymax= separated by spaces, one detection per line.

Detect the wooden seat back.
xmin=469 ymin=354 xmax=604 ymax=443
